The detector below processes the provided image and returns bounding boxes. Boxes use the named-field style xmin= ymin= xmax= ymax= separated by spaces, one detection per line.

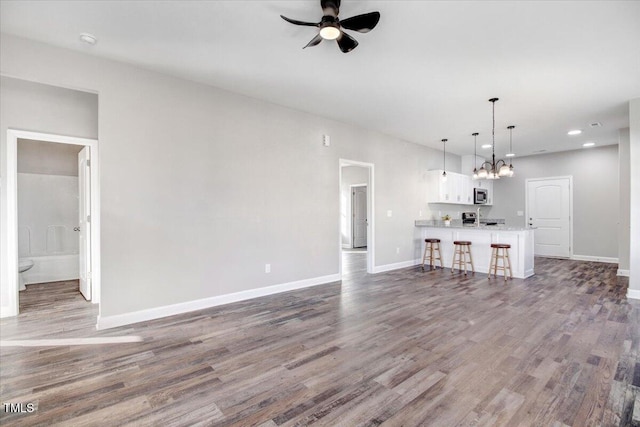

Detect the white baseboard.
xmin=571 ymin=255 xmax=619 ymax=264
xmin=617 ymin=269 xmax=630 ymax=277
xmin=627 ymin=289 xmax=640 ymax=300
xmin=373 ymin=259 xmax=421 ymax=273
xmin=96 ymin=273 xmax=341 ymax=330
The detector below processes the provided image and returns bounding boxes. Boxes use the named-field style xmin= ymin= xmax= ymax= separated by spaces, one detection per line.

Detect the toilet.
xmin=18 ymin=259 xmax=34 ymax=291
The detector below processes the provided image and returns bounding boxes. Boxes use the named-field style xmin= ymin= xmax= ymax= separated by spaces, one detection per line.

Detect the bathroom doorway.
xmin=1 ymin=130 xmax=100 ymax=319
xmin=339 ymin=159 xmax=374 ymax=276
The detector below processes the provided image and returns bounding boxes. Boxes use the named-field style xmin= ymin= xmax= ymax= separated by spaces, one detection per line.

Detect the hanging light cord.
xmin=441 ymin=138 xmax=448 ymax=179
xmin=491 ymin=98 xmax=497 ymax=175
xmin=508 ymin=125 xmax=514 ymax=166
xmin=443 ymin=140 xmax=446 ymax=171
xmin=473 ymin=133 xmax=478 ymax=170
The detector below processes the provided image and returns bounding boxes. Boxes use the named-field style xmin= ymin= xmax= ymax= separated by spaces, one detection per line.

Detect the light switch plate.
xmin=387 ymin=210 xmax=392 ymax=217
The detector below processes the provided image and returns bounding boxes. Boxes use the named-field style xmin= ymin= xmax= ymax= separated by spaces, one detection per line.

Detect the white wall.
xmin=1 ymin=34 xmax=456 ymax=322
xmin=491 ymin=145 xmax=619 ymax=259
xmin=618 ymin=128 xmax=630 ymax=273
xmin=340 ymin=166 xmax=369 ymax=248
xmin=629 ymin=98 xmax=640 ymax=298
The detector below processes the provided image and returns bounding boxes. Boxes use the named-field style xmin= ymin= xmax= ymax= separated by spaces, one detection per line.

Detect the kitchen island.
xmin=415 ymin=220 xmax=535 ymax=278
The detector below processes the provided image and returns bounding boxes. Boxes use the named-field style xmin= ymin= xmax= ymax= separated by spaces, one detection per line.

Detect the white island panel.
xmin=416 ymin=224 xmax=535 ymax=278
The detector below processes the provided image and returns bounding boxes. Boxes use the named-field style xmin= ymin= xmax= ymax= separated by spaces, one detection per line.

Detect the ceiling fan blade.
xmin=321 ymin=0 xmax=340 ymax=15
xmin=303 ymin=34 xmax=323 ymax=49
xmin=340 ymin=11 xmax=381 ymax=33
xmin=280 ymin=15 xmax=319 ymax=27
xmin=336 ymin=31 xmax=358 ymax=53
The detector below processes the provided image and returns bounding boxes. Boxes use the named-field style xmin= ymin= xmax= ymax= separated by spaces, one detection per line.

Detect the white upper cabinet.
xmin=425 ymin=170 xmax=493 ymax=206
xmin=425 ymin=170 xmax=473 ymax=205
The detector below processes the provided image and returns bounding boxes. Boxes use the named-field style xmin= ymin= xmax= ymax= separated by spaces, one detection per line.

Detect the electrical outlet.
xmin=265 ymin=264 xmax=271 ymax=273
xmin=396 ymin=247 xmax=400 ymax=254
xmin=419 ymin=210 xmax=422 ymax=217
xmin=387 ymin=210 xmax=392 ymax=217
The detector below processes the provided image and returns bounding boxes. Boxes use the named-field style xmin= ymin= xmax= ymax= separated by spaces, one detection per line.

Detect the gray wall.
xmin=0 ymin=77 xmax=98 ymax=140
xmin=629 ymin=98 xmax=640 ymax=296
xmin=0 ymin=76 xmax=98 ymax=313
xmin=618 ymin=128 xmax=630 ymax=271
xmin=1 ymin=34 xmax=454 ymax=319
xmin=491 ymin=145 xmax=619 ymax=259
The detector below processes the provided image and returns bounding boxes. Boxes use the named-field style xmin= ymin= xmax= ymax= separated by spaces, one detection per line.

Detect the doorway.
xmin=339 ymin=159 xmax=374 ymax=275
xmin=1 ymin=130 xmax=100 ymax=319
xmin=351 ymin=185 xmax=367 ymax=249
xmin=526 ymin=176 xmax=573 ymax=258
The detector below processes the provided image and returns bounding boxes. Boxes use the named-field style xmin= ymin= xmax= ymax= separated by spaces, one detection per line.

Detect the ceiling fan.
xmin=280 ymin=0 xmax=381 ymax=53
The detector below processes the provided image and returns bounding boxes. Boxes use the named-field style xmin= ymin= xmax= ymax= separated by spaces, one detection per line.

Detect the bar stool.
xmin=452 ymin=241 xmax=474 ymax=275
xmin=421 ymin=238 xmax=443 ymax=270
xmin=489 ymin=243 xmax=513 ymax=280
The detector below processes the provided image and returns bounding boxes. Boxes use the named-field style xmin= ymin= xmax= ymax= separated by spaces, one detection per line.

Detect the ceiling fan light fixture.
xmin=319 ymin=25 xmax=341 ymax=40
xmin=281 ymin=0 xmax=380 ymax=52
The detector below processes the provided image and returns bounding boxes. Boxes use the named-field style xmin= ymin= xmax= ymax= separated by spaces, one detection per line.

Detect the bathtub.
xmin=20 ymin=254 xmax=79 ymax=285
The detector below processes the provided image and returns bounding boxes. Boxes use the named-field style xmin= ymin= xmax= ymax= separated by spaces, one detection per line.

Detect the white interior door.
xmin=352 ymin=186 xmax=367 ymax=248
xmin=78 ymin=147 xmax=91 ymax=300
xmin=527 ymin=177 xmax=571 ymax=257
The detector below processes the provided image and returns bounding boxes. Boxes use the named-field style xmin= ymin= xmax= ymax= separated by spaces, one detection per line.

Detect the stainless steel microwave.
xmin=474 ymin=188 xmax=488 ymax=204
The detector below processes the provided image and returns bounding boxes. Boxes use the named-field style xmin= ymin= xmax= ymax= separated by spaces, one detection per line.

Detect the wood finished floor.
xmin=1 ymin=256 xmax=639 ymax=426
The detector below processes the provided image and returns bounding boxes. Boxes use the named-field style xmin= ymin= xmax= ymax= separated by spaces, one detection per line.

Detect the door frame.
xmin=350 ymin=184 xmax=367 ymax=249
xmin=525 ymin=175 xmax=573 ymax=258
xmin=339 ymin=159 xmax=374 ymax=275
xmin=1 ymin=129 xmax=101 ymax=318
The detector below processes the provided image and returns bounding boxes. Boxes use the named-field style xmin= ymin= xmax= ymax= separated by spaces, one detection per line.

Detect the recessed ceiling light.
xmin=567 ymin=129 xmax=582 ymax=136
xmin=79 ymin=33 xmax=97 ymax=45
xmin=481 ymin=144 xmax=492 ymax=149
xmin=505 ymin=153 xmax=515 ymax=157
xmin=582 ymin=142 xmax=595 ymax=147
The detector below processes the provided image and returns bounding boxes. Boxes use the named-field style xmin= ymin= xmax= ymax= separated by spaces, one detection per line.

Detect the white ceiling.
xmin=1 ymin=0 xmax=639 ymax=158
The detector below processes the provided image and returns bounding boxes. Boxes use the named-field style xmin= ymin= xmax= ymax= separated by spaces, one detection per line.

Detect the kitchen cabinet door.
xmin=426 ymin=170 xmax=473 ymax=205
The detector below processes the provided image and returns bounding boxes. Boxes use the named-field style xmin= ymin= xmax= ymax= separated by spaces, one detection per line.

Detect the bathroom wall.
xmin=18 ymin=140 xmax=82 ymax=284
xmin=18 ymin=173 xmax=79 ymax=257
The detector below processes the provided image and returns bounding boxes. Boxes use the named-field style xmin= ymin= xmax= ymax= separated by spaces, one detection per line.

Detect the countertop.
xmin=415 ymin=220 xmax=533 ymax=232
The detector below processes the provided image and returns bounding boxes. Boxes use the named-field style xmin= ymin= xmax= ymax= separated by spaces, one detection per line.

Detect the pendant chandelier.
xmin=476 ymin=98 xmax=515 ymax=179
